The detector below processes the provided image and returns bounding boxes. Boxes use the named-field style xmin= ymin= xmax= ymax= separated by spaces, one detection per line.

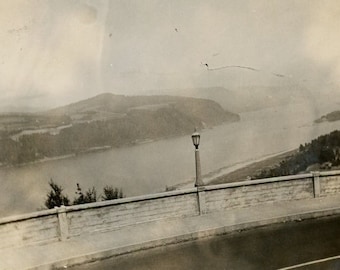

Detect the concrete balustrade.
xmin=319 ymin=171 xmax=340 ymax=196
xmin=1 ymin=170 xmax=340 ymax=249
xmin=0 ymin=209 xmax=59 ymax=249
xmin=65 ymin=188 xmax=199 ymax=238
xmin=203 ymin=174 xmax=315 ymax=213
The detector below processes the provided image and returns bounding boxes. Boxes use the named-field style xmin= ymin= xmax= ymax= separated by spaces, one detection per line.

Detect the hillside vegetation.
xmin=252 ymin=130 xmax=340 ymax=179
xmin=0 ymin=93 xmax=239 ymax=166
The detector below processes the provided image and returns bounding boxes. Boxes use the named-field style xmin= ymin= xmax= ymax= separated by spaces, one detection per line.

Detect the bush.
xmin=73 ymin=183 xmax=97 ymax=205
xmin=45 ymin=179 xmax=70 ymax=209
xmin=44 ymin=181 xmax=124 ymax=208
xmin=102 ymin=185 xmax=124 ymax=200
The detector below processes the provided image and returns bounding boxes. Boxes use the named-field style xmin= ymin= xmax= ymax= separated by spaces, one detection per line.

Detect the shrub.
xmin=102 ymin=185 xmax=124 ymax=201
xmin=45 ymin=179 xmax=70 ymax=209
xmin=73 ymin=183 xmax=97 ymax=205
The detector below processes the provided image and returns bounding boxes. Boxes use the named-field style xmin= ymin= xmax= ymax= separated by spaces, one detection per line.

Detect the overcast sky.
xmin=1 ymin=0 xmax=340 ymax=109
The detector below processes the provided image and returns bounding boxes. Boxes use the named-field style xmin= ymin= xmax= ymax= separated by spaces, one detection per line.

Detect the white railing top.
xmin=204 ymin=173 xmax=313 ymax=191
xmin=66 ymin=187 xmax=197 ymax=212
xmin=0 ymin=208 xmax=57 ymax=225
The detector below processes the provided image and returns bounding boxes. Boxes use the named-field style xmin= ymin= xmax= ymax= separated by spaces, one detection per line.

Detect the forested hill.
xmin=47 ymin=93 xmax=239 ymax=125
xmin=253 ymin=130 xmax=340 ymax=179
xmin=0 ymin=93 xmax=239 ymax=166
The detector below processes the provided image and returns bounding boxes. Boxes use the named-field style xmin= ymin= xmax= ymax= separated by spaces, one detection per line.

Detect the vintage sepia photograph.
xmin=1 ymin=1 xmax=340 ymax=269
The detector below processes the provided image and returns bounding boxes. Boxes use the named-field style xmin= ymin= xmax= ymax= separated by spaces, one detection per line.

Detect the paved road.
xmin=296 ymin=259 xmax=340 ymax=270
xmin=70 ymin=215 xmax=340 ymax=270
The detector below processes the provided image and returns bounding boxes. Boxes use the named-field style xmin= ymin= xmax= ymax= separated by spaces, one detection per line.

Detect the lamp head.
xmin=191 ymin=131 xmax=200 ymax=149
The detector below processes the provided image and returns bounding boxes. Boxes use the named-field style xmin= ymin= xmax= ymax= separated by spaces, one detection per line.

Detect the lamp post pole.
xmin=192 ymin=130 xmax=204 ymax=187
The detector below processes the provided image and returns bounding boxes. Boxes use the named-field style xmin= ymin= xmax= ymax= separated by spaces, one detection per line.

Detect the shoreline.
xmin=207 ymin=149 xmax=298 ymax=185
xmin=0 ymin=121 xmax=237 ymax=170
xmin=0 ymin=154 xmax=77 ymax=169
xmin=172 ymin=149 xmax=298 ymax=189
xmin=0 ymin=146 xmax=113 ymax=169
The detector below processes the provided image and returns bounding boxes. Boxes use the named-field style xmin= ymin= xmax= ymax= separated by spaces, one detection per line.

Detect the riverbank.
xmin=0 ymin=154 xmax=77 ymax=169
xmin=0 ymin=146 xmax=114 ymax=169
xmin=208 ymin=149 xmax=298 ymax=185
xmin=172 ymin=149 xmax=298 ymax=190
xmin=0 ymin=127 xmax=209 ymax=170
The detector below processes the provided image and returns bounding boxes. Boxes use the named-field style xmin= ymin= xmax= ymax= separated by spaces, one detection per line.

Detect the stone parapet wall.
xmin=66 ymin=189 xmax=199 ymax=238
xmin=1 ymin=171 xmax=340 ymax=249
xmin=319 ymin=171 xmax=340 ymax=196
xmin=204 ymin=176 xmax=314 ymax=213
xmin=0 ymin=209 xmax=59 ymax=249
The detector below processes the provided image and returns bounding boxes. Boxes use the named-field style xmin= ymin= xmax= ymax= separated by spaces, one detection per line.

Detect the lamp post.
xmin=192 ymin=130 xmax=204 ymax=187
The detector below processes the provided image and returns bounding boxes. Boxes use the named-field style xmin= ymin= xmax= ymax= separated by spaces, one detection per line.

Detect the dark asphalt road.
xmin=69 ymin=215 xmax=340 ymax=270
xmin=297 ymin=258 xmax=340 ymax=270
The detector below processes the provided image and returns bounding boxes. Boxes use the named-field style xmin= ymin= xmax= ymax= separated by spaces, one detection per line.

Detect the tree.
xmin=319 ymin=147 xmax=334 ymax=164
xmin=73 ymin=183 xmax=97 ymax=205
xmin=299 ymin=144 xmax=305 ymax=152
xmin=45 ymin=179 xmax=70 ymax=209
xmin=101 ymin=185 xmax=124 ymax=201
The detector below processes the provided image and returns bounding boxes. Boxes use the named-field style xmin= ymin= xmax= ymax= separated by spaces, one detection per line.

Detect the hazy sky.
xmin=1 ymin=0 xmax=340 ymax=109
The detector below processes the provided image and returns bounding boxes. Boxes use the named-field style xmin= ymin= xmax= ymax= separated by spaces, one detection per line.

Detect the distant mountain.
xmin=315 ymin=110 xmax=340 ymax=123
xmin=0 ymin=105 xmax=46 ymax=113
xmin=0 ymin=93 xmax=239 ymax=166
xmin=143 ymin=85 xmax=310 ymax=113
xmin=47 ymin=93 xmax=239 ymax=124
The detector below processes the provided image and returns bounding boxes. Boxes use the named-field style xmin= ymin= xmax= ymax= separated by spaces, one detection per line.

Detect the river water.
xmin=1 ymin=102 xmax=340 ymax=217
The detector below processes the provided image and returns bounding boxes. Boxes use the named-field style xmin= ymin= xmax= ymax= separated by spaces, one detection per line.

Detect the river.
xmin=1 ymin=101 xmax=340 ymax=217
